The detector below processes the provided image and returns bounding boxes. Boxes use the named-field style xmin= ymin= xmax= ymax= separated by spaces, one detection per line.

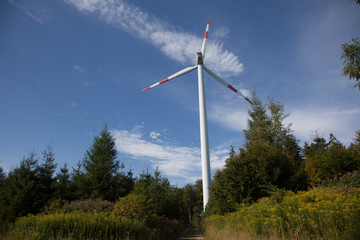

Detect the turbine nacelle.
xmin=197 ymin=52 xmax=203 ymax=65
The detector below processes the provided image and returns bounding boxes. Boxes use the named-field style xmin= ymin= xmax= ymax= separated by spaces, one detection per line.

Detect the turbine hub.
xmin=197 ymin=52 xmax=203 ymax=65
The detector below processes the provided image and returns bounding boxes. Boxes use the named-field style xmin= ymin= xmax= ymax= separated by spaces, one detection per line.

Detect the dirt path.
xmin=177 ymin=225 xmax=203 ymax=240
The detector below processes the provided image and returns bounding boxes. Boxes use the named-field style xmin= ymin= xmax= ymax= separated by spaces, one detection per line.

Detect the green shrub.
xmin=6 ymin=211 xmax=182 ymax=240
xmin=62 ymin=198 xmax=114 ymax=214
xmin=8 ymin=212 xmax=147 ymax=240
xmin=112 ymin=193 xmax=154 ymax=221
xmin=318 ymin=170 xmax=360 ymax=188
xmin=204 ymin=186 xmax=360 ymax=240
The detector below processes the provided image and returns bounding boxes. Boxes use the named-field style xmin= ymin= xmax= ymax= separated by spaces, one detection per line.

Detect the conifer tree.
xmin=55 ymin=163 xmax=72 ymax=201
xmin=0 ymin=166 xmax=7 ymax=222
xmin=304 ymin=132 xmax=360 ymax=186
xmin=2 ymin=152 xmax=39 ymax=222
xmin=209 ymin=96 xmax=307 ymax=214
xmin=82 ymin=124 xmax=120 ymax=201
xmin=36 ymin=145 xmax=57 ymax=209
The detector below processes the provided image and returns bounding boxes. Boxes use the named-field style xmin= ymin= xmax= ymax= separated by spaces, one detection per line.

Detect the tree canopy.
xmin=208 ymin=96 xmax=308 ymax=215
xmin=341 ymin=38 xmax=360 ymax=90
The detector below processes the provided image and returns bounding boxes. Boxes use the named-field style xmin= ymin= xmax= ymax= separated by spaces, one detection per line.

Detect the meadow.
xmin=1 ymin=197 xmax=181 ymax=240
xmin=203 ymin=172 xmax=360 ymax=240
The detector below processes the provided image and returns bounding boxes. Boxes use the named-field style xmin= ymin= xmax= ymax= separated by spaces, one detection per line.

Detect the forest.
xmin=0 ymin=94 xmax=359 ymax=239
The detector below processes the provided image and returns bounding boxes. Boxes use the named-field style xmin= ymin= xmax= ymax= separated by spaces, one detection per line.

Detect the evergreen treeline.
xmin=206 ymin=96 xmax=360 ymax=215
xmin=0 ymin=126 xmax=203 ymax=225
xmin=0 ymin=96 xmax=359 ymax=227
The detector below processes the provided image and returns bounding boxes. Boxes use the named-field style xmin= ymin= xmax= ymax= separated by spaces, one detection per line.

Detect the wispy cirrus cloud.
xmin=111 ymin=127 xmax=229 ymax=185
xmin=8 ymin=0 xmax=52 ymax=24
xmin=64 ymin=0 xmax=243 ymax=76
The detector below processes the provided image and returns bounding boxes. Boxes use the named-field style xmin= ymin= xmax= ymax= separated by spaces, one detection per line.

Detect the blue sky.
xmin=1 ymin=0 xmax=359 ymax=186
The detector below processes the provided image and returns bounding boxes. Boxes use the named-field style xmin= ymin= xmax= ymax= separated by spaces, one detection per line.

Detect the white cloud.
xmin=209 ymin=103 xmax=249 ymax=132
xmin=8 ymin=0 xmax=52 ymax=24
xmin=70 ymin=102 xmax=79 ymax=107
xmin=73 ymin=65 xmax=85 ymax=73
xmin=65 ymin=0 xmax=243 ymax=76
xmin=82 ymin=80 xmax=96 ymax=87
xmin=111 ymin=127 xmax=229 ymax=185
xmin=207 ymin=84 xmax=252 ymax=133
xmin=286 ymin=106 xmax=360 ymax=146
xmin=149 ymin=131 xmax=160 ymax=140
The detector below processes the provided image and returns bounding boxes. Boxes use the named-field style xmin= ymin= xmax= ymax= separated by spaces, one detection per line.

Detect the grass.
xmin=3 ymin=212 xmax=180 ymax=240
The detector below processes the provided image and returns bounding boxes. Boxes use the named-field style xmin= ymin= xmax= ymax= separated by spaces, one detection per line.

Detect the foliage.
xmin=112 ymin=193 xmax=154 ymax=220
xmin=133 ymin=169 xmax=185 ymax=220
xmin=35 ymin=145 xmax=57 ymax=211
xmin=203 ymin=185 xmax=360 ymax=240
xmin=1 ymin=152 xmax=41 ymax=222
xmin=5 ymin=210 xmax=181 ymax=240
xmin=82 ymin=124 xmax=122 ymax=201
xmin=182 ymin=179 xmax=203 ymax=225
xmin=8 ymin=212 xmax=149 ymax=240
xmin=341 ymin=38 xmax=360 ymax=90
xmin=208 ymin=96 xmax=308 ymax=215
xmin=317 ymin=170 xmax=360 ymax=188
xmin=304 ymin=133 xmax=360 ymax=186
xmin=62 ymin=198 xmax=114 ymax=214
xmin=70 ymin=125 xmax=135 ymax=202
xmin=0 ymin=167 xmax=7 ymax=224
xmin=54 ymin=163 xmax=72 ymax=201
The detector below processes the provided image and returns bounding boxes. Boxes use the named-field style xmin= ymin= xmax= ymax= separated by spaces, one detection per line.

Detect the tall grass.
xmin=6 ymin=212 xmax=179 ymax=240
xmin=203 ymin=186 xmax=360 ymax=240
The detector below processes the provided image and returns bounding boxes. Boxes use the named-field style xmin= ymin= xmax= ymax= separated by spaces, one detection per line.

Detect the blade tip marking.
xmin=159 ymin=78 xmax=169 ymax=84
xmin=142 ymin=87 xmax=150 ymax=92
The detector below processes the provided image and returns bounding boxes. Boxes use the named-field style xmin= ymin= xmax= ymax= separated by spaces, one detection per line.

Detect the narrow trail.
xmin=177 ymin=225 xmax=203 ymax=240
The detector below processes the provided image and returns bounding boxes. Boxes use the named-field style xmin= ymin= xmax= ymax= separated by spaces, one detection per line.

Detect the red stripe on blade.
xmin=228 ymin=85 xmax=237 ymax=93
xmin=142 ymin=87 xmax=150 ymax=92
xmin=159 ymin=78 xmax=169 ymax=84
xmin=207 ymin=18 xmax=210 ymax=24
xmin=204 ymin=32 xmax=208 ymax=38
xmin=245 ymin=97 xmax=254 ymax=105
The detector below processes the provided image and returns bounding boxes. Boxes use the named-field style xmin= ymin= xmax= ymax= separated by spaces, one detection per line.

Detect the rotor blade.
xmin=204 ymin=66 xmax=253 ymax=104
xmin=142 ymin=65 xmax=197 ymax=92
xmin=201 ymin=18 xmax=210 ymax=58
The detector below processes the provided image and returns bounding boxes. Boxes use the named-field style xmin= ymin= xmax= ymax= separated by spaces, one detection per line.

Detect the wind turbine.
xmin=142 ymin=19 xmax=253 ymax=210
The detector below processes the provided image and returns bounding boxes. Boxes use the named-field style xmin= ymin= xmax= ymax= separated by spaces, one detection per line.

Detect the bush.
xmin=112 ymin=193 xmax=155 ymax=221
xmin=318 ymin=170 xmax=360 ymax=188
xmin=62 ymin=198 xmax=114 ymax=214
xmin=6 ymin=212 xmax=182 ymax=240
xmin=7 ymin=212 xmax=148 ymax=240
xmin=203 ymin=186 xmax=360 ymax=240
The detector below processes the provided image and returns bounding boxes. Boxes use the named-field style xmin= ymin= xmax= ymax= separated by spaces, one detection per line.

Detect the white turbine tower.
xmin=142 ymin=19 xmax=253 ymax=210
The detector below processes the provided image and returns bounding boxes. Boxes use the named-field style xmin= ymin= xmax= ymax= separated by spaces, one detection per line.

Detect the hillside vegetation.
xmin=203 ymin=171 xmax=360 ymax=240
xmin=1 ymin=97 xmax=359 ymax=239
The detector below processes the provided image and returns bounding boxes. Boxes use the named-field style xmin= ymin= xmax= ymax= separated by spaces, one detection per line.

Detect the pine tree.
xmin=83 ymin=124 xmax=120 ymax=201
xmin=55 ymin=163 xmax=72 ymax=201
xmin=2 ymin=152 xmax=39 ymax=222
xmin=71 ymin=160 xmax=89 ymax=200
xmin=35 ymin=145 xmax=57 ymax=209
xmin=0 ymin=166 xmax=7 ymax=223
xmin=209 ymin=96 xmax=307 ymax=214
xmin=304 ymin=132 xmax=360 ymax=186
